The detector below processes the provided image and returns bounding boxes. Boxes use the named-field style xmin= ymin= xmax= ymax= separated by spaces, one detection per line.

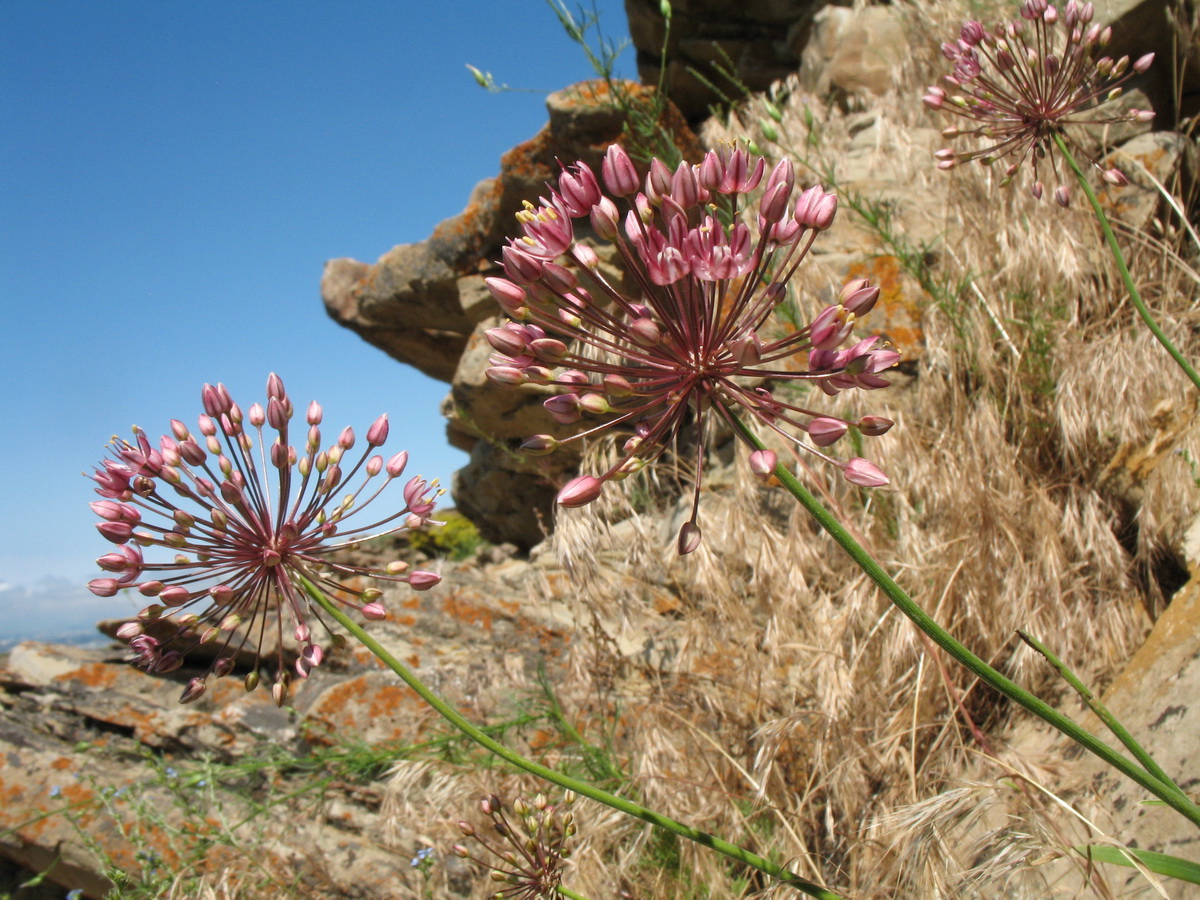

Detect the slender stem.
xmin=299 ymin=577 xmax=845 ymax=900
xmin=557 ymin=886 xmax=592 ymax=900
xmin=731 ymin=420 xmax=1200 ymax=828
xmin=1017 ymin=630 xmax=1187 ymax=799
xmin=1052 ymin=131 xmax=1200 ymax=391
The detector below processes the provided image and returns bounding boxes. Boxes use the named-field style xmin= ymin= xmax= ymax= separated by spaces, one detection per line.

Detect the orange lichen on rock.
xmin=318 ymin=676 xmax=421 ymax=722
xmin=441 ymin=590 xmax=495 ymax=631
xmin=847 ymin=255 xmax=926 ymax=352
xmin=54 ymin=662 xmax=120 ymax=690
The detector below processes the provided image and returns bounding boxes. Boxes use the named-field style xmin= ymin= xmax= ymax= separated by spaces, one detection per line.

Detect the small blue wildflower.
xmin=67 ymin=891 xmax=83 ymax=900
xmin=196 ymin=779 xmax=207 ymax=788
xmin=410 ymin=846 xmax=434 ymax=867
xmin=165 ymin=767 xmax=178 ymax=779
xmin=50 ymin=785 xmax=62 ymax=798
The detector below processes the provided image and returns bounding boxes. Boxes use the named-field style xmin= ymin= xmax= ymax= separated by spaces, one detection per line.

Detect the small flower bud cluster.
xmin=88 ymin=374 xmax=442 ymax=705
xmin=485 ymin=143 xmax=897 ymax=552
xmin=452 ymin=792 xmax=577 ymax=900
xmin=924 ymin=0 xmax=1154 ymax=204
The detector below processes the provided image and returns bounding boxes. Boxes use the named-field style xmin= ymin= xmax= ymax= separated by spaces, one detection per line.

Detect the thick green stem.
xmin=1052 ymin=131 xmax=1200 ymax=391
xmin=299 ymin=578 xmax=844 ymax=900
xmin=733 ymin=421 xmax=1200 ymax=828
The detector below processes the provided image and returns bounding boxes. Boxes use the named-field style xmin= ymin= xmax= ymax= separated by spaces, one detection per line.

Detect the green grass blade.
xmin=1076 ymin=846 xmax=1200 ymax=884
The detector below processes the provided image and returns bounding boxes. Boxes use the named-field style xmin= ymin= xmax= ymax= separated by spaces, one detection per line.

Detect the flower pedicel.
xmin=88 ymin=374 xmax=441 ymax=704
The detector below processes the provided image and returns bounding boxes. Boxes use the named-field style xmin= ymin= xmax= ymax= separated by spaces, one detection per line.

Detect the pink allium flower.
xmin=88 ymin=374 xmax=442 ymax=705
xmin=925 ymin=0 xmax=1154 ymax=204
xmin=485 ymin=143 xmax=897 ymax=552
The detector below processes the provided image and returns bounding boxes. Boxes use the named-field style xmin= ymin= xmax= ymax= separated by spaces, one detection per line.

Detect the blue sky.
xmin=0 ymin=0 xmax=632 ymax=641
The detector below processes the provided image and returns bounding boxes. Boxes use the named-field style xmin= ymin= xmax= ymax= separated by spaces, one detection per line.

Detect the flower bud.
xmin=557 ymin=475 xmax=603 ymax=508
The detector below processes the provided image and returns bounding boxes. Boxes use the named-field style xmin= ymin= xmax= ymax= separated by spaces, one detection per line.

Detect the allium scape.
xmin=485 ymin=143 xmax=897 ymax=553
xmin=88 ymin=374 xmax=441 ymax=705
xmin=925 ymin=0 xmax=1154 ymax=205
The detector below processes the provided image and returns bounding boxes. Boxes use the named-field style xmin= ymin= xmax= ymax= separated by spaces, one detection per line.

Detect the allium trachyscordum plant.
xmin=924 ymin=0 xmax=1154 ymax=206
xmin=88 ymin=374 xmax=441 ymax=704
xmin=453 ymin=792 xmax=576 ymax=900
xmin=484 ymin=143 xmax=897 ymax=552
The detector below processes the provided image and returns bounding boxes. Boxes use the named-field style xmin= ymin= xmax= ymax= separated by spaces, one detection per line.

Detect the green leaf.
xmin=1076 ymin=846 xmax=1200 ymax=885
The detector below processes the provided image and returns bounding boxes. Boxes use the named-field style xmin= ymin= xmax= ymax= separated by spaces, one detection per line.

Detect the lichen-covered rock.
xmin=0 ymin=557 xmax=597 ymax=898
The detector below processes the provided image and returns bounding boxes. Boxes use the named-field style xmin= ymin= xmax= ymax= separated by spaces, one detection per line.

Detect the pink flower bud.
xmin=646 ymin=157 xmax=673 ymax=200
xmin=558 ymin=162 xmax=601 ymax=215
xmin=179 ymin=677 xmax=207 ymax=704
xmin=201 ymin=383 xmax=226 ymax=417
xmin=858 ymin=416 xmax=895 ymax=436
xmin=361 ymin=602 xmax=387 ymax=620
xmin=502 ymin=244 xmax=545 ymax=284
xmin=960 ymin=20 xmax=985 ymax=45
xmin=630 ymin=317 xmax=662 ymax=347
xmin=601 ymin=144 xmax=639 ymax=196
xmin=590 ymin=197 xmax=620 ymax=240
xmin=486 ymin=366 xmax=527 ymax=386
xmin=795 ymin=185 xmax=837 ymax=230
xmin=557 ymin=475 xmax=603 ymax=508
xmin=808 ymin=417 xmax=849 ymax=446
xmin=749 ymin=449 xmax=777 ymax=481
xmin=530 ymin=337 xmax=568 ymax=364
xmin=844 ymin=458 xmax=889 ymax=487
xmin=96 ymin=521 xmax=134 ymax=544
xmin=677 ymin=521 xmax=702 ymax=555
xmin=544 ymin=394 xmax=581 ymax=424
xmin=841 ymin=280 xmax=880 ymax=315
xmin=407 ymin=571 xmax=441 ymax=591
xmin=386 ymin=451 xmax=409 ymax=478
xmin=486 ymin=277 xmax=526 ymax=313
xmin=520 ymin=435 xmax=559 ymax=456
xmin=160 ymin=585 xmax=190 ymax=606
xmin=88 ymin=578 xmax=120 ymax=597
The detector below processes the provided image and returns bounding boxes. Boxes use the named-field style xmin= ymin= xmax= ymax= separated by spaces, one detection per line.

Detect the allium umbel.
xmin=924 ymin=0 xmax=1154 ymax=205
xmin=88 ymin=374 xmax=441 ymax=704
xmin=485 ymin=143 xmax=896 ymax=552
xmin=452 ymin=792 xmax=576 ymax=900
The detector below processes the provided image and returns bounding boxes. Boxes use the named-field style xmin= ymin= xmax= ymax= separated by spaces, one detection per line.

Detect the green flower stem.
xmin=732 ymin=421 xmax=1200 ymax=829
xmin=1052 ymin=131 xmax=1200 ymax=392
xmin=299 ymin=577 xmax=845 ymax=900
xmin=557 ymin=886 xmax=592 ymax=900
xmin=1017 ymin=630 xmax=1187 ymax=801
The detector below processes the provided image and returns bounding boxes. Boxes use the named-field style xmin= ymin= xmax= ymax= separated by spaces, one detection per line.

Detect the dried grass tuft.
xmin=520 ymin=0 xmax=1200 ymax=896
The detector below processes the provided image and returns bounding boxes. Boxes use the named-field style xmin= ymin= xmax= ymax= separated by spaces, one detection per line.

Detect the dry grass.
xmin=375 ymin=2 xmax=1200 ymax=898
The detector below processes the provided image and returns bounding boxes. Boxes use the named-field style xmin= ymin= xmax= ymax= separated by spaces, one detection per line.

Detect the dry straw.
xmin=515 ymin=0 xmax=1200 ymax=896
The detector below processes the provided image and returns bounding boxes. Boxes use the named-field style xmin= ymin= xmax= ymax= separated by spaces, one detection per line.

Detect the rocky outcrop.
xmin=0 ymin=549 xmax=594 ymax=899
